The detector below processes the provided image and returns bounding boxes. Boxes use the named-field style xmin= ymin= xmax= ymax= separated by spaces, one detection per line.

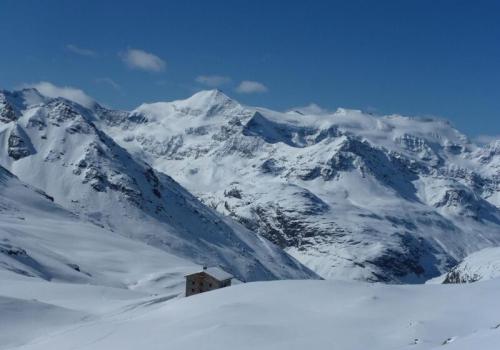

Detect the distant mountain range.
xmin=1 ymin=88 xmax=499 ymax=283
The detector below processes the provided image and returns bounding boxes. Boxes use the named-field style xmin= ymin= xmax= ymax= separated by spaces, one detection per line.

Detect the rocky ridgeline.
xmin=1 ymin=88 xmax=499 ymax=283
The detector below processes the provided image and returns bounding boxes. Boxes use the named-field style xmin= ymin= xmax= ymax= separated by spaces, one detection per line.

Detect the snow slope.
xmin=0 ymin=163 xmax=199 ymax=348
xmin=430 ymin=246 xmax=500 ymax=283
xmin=2 ymin=276 xmax=500 ymax=350
xmin=0 ymin=89 xmax=316 ymax=282
xmin=0 ymin=163 xmax=199 ymax=290
xmin=96 ymin=89 xmax=500 ymax=282
xmin=0 ymin=296 xmax=86 ymax=348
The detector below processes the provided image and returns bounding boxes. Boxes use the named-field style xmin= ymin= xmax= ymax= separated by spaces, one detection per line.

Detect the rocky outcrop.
xmin=8 ymin=126 xmax=35 ymax=160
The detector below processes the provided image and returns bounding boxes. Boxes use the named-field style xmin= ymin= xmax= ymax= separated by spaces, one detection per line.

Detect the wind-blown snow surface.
xmin=0 ymin=89 xmax=316 ymax=282
xmin=2 ymin=275 xmax=500 ymax=350
xmin=95 ymin=89 xmax=500 ymax=282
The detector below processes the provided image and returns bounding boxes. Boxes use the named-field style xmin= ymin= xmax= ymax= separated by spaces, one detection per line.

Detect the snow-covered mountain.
xmin=1 ymin=173 xmax=499 ymax=350
xmin=93 ymin=89 xmax=500 ymax=283
xmin=0 ymin=88 xmax=316 ymax=282
xmin=2 ymin=87 xmax=500 ymax=350
xmin=0 ymin=162 xmax=199 ymax=291
xmin=4 ymin=158 xmax=500 ymax=349
xmin=430 ymin=246 xmax=500 ymax=284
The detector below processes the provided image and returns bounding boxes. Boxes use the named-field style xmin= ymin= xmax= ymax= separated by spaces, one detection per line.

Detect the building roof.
xmin=185 ymin=266 xmax=233 ymax=281
xmin=205 ymin=267 xmax=233 ymax=281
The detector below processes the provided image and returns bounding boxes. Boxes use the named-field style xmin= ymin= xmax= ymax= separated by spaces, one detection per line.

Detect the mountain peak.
xmin=1 ymin=88 xmax=47 ymax=113
xmin=181 ymin=89 xmax=235 ymax=109
xmin=129 ymin=89 xmax=242 ymax=122
xmin=190 ymin=88 xmax=229 ymax=99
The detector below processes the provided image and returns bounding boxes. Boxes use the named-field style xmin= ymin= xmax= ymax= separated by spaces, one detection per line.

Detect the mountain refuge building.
xmin=185 ymin=266 xmax=233 ymax=297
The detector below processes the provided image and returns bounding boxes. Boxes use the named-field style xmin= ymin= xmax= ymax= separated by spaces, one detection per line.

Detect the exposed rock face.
xmin=7 ymin=126 xmax=34 ymax=160
xmin=0 ymin=102 xmax=17 ymax=123
xmin=442 ymin=270 xmax=481 ymax=284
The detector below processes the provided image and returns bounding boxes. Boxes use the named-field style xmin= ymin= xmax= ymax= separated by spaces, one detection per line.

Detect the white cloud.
xmin=95 ymin=77 xmax=121 ymax=90
xmin=235 ymin=80 xmax=268 ymax=94
xmin=66 ymin=44 xmax=97 ymax=57
xmin=120 ymin=48 xmax=166 ymax=72
xmin=195 ymin=75 xmax=231 ymax=87
xmin=474 ymin=134 xmax=500 ymax=145
xmin=290 ymin=103 xmax=330 ymax=115
xmin=24 ymin=81 xmax=95 ymax=108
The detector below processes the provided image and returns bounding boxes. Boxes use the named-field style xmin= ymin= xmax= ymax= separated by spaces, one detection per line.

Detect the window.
xmin=191 ymin=289 xmax=195 ymax=292
xmin=209 ymin=283 xmax=212 ymax=287
xmin=192 ymin=281 xmax=195 ymax=285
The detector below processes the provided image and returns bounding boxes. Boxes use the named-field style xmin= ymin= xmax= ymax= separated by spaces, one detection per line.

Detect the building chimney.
xmin=203 ymin=265 xmax=207 ymax=270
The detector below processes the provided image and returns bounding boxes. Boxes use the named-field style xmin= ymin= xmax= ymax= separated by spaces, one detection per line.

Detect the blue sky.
xmin=0 ymin=0 xmax=498 ymax=138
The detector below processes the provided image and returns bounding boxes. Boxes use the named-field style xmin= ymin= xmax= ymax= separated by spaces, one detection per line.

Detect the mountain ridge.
xmin=0 ymin=89 xmax=317 ymax=282
xmin=94 ymin=89 xmax=500 ymax=282
xmin=2 ymin=87 xmax=499 ymax=283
